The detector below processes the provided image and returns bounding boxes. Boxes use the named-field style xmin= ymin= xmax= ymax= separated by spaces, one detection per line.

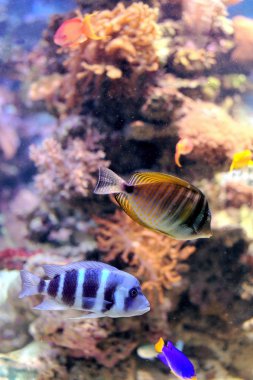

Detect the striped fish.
xmin=19 ymin=261 xmax=150 ymax=318
xmin=94 ymin=167 xmax=212 ymax=240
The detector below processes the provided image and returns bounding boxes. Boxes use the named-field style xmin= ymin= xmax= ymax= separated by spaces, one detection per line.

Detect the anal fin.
xmin=33 ymin=298 xmax=69 ymax=311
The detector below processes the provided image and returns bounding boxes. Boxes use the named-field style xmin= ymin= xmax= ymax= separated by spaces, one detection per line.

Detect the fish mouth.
xmin=138 ymin=306 xmax=150 ymax=315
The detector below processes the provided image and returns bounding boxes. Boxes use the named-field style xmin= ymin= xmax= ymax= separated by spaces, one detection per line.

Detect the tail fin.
xmin=19 ymin=270 xmax=40 ymax=299
xmin=94 ymin=167 xmax=125 ymax=194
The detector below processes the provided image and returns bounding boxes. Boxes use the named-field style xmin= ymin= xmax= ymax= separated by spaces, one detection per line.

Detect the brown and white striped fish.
xmin=19 ymin=261 xmax=150 ymax=318
xmin=94 ymin=167 xmax=212 ymax=240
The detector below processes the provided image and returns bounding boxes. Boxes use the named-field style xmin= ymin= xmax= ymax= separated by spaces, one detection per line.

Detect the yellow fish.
xmin=230 ymin=150 xmax=252 ymax=172
xmin=94 ymin=168 xmax=212 ymax=240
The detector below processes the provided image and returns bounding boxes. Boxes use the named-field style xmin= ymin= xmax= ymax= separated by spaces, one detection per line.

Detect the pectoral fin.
xmin=67 ymin=312 xmax=105 ymax=320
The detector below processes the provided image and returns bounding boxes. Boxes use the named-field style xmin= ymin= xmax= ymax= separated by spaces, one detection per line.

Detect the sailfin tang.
xmin=43 ymin=261 xmax=119 ymax=278
xmin=129 ymin=172 xmax=192 ymax=188
xmin=33 ymin=298 xmax=69 ymax=310
xmin=94 ymin=167 xmax=125 ymax=194
xmin=19 ymin=270 xmax=40 ymax=299
xmin=115 ymin=193 xmax=151 ymax=229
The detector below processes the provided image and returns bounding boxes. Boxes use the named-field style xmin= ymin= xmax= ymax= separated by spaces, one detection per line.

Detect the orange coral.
xmin=30 ymin=129 xmax=109 ymax=200
xmin=94 ymin=210 xmax=196 ymax=304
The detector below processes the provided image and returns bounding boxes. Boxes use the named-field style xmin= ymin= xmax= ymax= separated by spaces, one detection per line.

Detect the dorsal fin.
xmin=43 ymin=261 xmax=119 ymax=278
xmin=129 ymin=172 xmax=192 ymax=189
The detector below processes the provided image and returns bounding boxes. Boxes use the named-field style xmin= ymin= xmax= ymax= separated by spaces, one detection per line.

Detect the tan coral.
xmin=30 ymin=130 xmax=109 ymax=200
xmin=232 ymin=16 xmax=253 ymax=67
xmin=29 ymin=74 xmax=63 ymax=102
xmin=94 ymin=210 xmax=195 ymax=304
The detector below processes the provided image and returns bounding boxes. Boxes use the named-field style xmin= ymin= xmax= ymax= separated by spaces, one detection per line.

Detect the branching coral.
xmin=30 ymin=129 xmax=109 ymax=200
xmin=94 ymin=210 xmax=196 ymax=303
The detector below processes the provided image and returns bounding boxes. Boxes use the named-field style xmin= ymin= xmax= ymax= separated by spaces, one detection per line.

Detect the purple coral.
xmin=30 ymin=129 xmax=110 ymax=200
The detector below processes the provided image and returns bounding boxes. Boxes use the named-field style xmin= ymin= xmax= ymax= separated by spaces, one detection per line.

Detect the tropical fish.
xmin=175 ymin=138 xmax=194 ymax=168
xmin=54 ymin=14 xmax=103 ymax=48
xmin=155 ymin=337 xmax=197 ymax=380
xmin=229 ymin=150 xmax=253 ymax=172
xmin=19 ymin=261 xmax=150 ymax=318
xmin=94 ymin=167 xmax=212 ymax=240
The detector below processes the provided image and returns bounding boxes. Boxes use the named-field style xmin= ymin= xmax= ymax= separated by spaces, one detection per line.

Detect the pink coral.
xmin=0 ymin=248 xmax=41 ymax=270
xmin=30 ymin=129 xmax=109 ymax=200
xmin=176 ymin=100 xmax=253 ymax=170
xmin=232 ymin=16 xmax=253 ymax=68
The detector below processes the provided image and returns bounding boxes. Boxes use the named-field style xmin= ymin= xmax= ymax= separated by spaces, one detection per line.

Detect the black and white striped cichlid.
xmin=19 ymin=261 xmax=150 ymax=318
xmin=94 ymin=167 xmax=212 ymax=240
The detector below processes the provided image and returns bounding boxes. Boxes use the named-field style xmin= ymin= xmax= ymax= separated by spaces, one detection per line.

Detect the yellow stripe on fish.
xmin=94 ymin=168 xmax=212 ymax=241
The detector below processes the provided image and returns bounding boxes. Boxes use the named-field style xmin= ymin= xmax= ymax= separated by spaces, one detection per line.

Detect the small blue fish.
xmin=155 ymin=338 xmax=197 ymax=380
xmin=19 ymin=261 xmax=150 ymax=319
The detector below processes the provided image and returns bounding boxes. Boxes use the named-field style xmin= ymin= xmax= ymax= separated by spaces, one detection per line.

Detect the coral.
xmin=30 ymin=129 xmax=109 ymax=200
xmin=29 ymin=73 xmax=63 ymax=102
xmin=176 ymin=100 xmax=253 ymax=172
xmin=0 ymin=86 xmax=20 ymax=160
xmin=0 ymin=248 xmax=41 ymax=270
xmin=140 ymin=85 xmax=184 ymax=123
xmin=182 ymin=0 xmax=227 ymax=37
xmin=224 ymin=182 xmax=253 ymax=209
xmin=30 ymin=313 xmax=141 ymax=368
xmin=0 ymin=342 xmax=67 ymax=380
xmin=170 ymin=47 xmax=216 ymax=76
xmin=232 ymin=16 xmax=253 ymax=68
xmin=30 ymin=2 xmax=160 ymax=120
xmin=94 ymin=210 xmax=196 ymax=304
xmin=187 ymin=228 xmax=250 ymax=320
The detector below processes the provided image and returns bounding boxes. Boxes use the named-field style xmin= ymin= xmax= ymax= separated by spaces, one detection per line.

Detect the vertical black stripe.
xmin=82 ymin=269 xmax=100 ymax=309
xmin=195 ymin=201 xmax=211 ymax=232
xmin=62 ymin=269 xmax=78 ymax=306
xmin=183 ymin=192 xmax=205 ymax=233
xmin=103 ymin=273 xmax=118 ymax=311
xmin=48 ymin=275 xmax=60 ymax=298
xmin=38 ymin=279 xmax=46 ymax=293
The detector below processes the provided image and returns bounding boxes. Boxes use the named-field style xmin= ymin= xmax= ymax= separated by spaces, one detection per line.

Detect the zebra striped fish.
xmin=19 ymin=261 xmax=150 ymax=318
xmin=94 ymin=168 xmax=212 ymax=240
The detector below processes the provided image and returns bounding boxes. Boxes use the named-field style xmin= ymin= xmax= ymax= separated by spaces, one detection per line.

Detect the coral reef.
xmin=1 ymin=0 xmax=253 ymax=378
xmin=94 ymin=210 xmax=196 ymax=304
xmin=175 ymin=100 xmax=253 ymax=171
xmin=30 ymin=128 xmax=109 ymax=200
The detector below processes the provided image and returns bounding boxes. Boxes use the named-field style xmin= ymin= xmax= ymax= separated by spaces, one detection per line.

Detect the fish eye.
xmin=129 ymin=287 xmax=138 ymax=298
